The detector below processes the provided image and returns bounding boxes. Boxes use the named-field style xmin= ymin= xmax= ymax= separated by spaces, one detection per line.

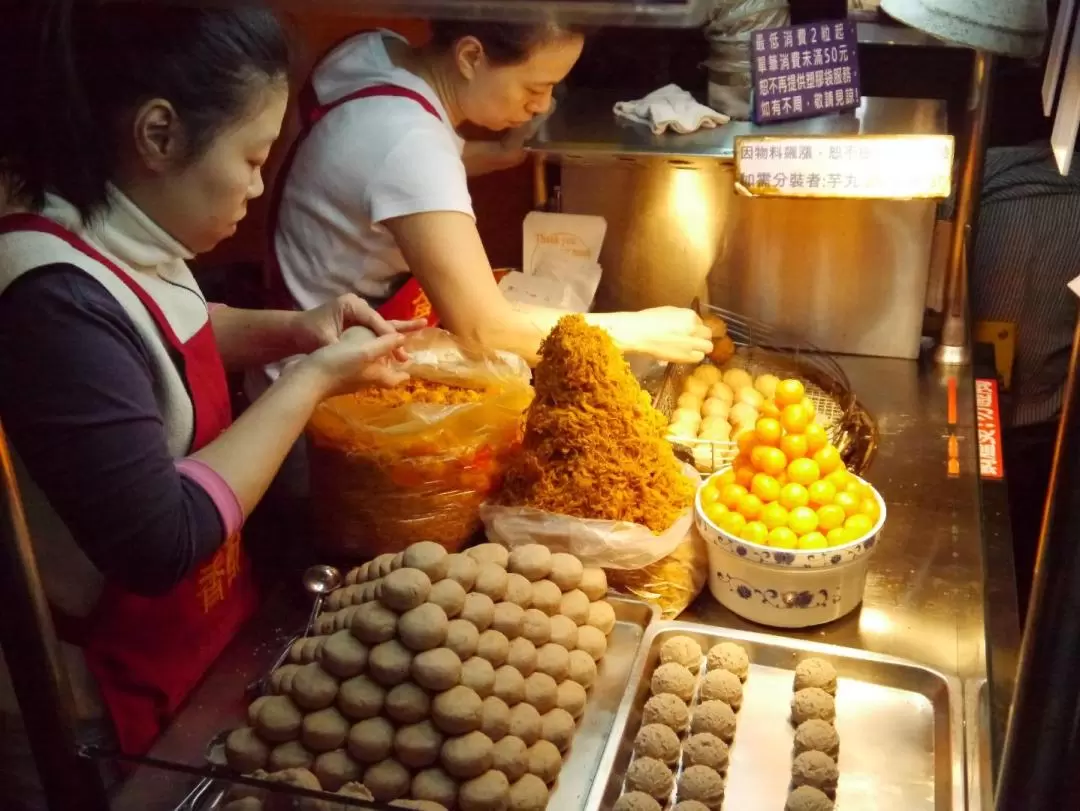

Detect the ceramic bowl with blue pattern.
xmin=696 ymin=468 xmax=887 ymax=628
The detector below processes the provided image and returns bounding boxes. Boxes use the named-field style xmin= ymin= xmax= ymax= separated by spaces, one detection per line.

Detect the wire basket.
xmin=653 ymin=306 xmax=857 ymax=473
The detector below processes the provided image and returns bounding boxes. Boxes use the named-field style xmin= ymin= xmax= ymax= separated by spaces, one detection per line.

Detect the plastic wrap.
xmin=606 ymin=529 xmax=709 ymax=621
xmin=703 ymin=0 xmax=791 ymax=119
xmin=307 ymin=329 xmax=533 ymax=559
xmin=481 ymin=466 xmax=708 ymax=618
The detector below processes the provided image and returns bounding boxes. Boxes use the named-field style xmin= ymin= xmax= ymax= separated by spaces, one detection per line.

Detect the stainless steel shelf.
xmin=261 ymin=0 xmax=716 ymax=28
xmin=527 ymin=92 xmax=948 ymax=161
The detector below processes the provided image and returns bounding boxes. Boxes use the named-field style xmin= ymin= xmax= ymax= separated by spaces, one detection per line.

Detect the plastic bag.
xmin=480 ymin=466 xmax=708 ymax=619
xmin=703 ymin=0 xmax=791 ymax=120
xmin=307 ymin=329 xmax=533 ymax=559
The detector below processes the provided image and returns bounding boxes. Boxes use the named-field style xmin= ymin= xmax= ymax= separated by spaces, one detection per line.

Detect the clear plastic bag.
xmin=606 ymin=529 xmax=709 ymax=621
xmin=480 ymin=466 xmax=708 ymax=618
xmin=703 ymin=0 xmax=791 ymax=119
xmin=307 ymin=329 xmax=533 ymax=559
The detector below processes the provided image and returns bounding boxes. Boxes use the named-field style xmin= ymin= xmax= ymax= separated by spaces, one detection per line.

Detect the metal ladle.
xmin=245 ymin=564 xmax=342 ymax=699
xmin=302 ymin=564 xmax=342 ymax=636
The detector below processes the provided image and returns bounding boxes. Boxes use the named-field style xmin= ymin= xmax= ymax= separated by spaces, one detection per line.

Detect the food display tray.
xmin=175 ymin=596 xmax=659 ymax=811
xmin=587 ymin=621 xmax=964 ymax=811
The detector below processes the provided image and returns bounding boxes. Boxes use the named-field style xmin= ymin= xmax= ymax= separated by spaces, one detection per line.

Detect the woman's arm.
xmin=0 ymin=270 xmax=409 ymax=594
xmin=461 ymin=141 xmax=528 ymax=177
xmin=210 ymin=297 xmax=416 ymax=371
xmin=383 ymin=211 xmax=713 ymax=363
xmin=189 ymin=328 xmax=406 ymax=515
xmin=208 ymin=306 xmax=301 ymax=370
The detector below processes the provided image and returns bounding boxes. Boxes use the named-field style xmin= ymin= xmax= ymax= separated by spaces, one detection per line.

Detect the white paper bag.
xmin=522 ymin=212 xmax=606 ymax=273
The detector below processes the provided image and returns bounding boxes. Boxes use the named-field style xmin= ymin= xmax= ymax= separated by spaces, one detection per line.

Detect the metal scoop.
xmin=302 ymin=564 xmax=342 ymax=636
xmin=245 ymin=564 xmax=341 ymax=699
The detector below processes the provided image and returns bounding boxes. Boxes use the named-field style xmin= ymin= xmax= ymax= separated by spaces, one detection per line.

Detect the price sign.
xmin=734 ymin=135 xmax=954 ymax=199
xmin=750 ymin=20 xmax=862 ymax=124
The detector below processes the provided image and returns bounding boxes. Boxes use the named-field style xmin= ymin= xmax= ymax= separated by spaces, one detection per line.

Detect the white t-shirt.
xmin=274 ymin=30 xmax=474 ymax=311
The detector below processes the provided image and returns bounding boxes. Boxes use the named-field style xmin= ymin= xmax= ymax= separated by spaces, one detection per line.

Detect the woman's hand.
xmin=290 ymin=294 xmax=425 ymax=362
xmin=603 ymin=307 xmax=714 ymax=363
xmin=298 ymin=327 xmax=412 ymax=399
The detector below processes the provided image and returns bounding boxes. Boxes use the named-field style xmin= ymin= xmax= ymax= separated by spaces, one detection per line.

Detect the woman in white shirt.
xmin=270 ymin=22 xmax=713 ymax=365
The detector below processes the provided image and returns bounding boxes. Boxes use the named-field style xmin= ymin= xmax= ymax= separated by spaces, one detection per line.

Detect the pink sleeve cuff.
xmin=175 ymin=458 xmax=244 ymax=538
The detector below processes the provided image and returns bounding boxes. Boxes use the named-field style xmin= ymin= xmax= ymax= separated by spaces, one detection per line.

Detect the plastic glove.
xmin=604 ymin=307 xmax=714 ymax=363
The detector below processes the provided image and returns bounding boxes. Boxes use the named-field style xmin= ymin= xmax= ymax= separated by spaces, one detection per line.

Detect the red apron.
xmin=265 ymin=80 xmax=443 ymax=326
xmin=0 ymin=213 xmax=259 ymax=757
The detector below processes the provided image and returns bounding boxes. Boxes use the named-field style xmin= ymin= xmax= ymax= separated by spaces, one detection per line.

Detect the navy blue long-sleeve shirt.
xmin=0 ymin=264 xmax=225 ymax=595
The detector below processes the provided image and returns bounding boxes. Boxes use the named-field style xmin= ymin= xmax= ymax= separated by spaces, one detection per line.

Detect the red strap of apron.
xmin=265 ymin=80 xmax=443 ymax=311
xmin=0 ymin=213 xmax=187 ymax=351
xmin=305 ymin=83 xmax=442 ymax=127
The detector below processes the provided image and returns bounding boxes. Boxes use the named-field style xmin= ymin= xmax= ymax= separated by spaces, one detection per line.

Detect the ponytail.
xmin=0 ymin=0 xmax=291 ymax=221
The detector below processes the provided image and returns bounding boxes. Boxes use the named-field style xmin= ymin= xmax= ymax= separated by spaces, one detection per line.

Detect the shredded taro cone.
xmin=501 ymin=314 xmax=695 ymax=532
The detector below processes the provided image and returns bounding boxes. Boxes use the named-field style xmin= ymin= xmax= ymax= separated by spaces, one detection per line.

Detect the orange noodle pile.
xmin=501 ymin=314 xmax=695 ymax=532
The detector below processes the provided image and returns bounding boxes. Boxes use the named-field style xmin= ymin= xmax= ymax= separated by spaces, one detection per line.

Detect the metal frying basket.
xmin=653 ymin=306 xmax=858 ymax=473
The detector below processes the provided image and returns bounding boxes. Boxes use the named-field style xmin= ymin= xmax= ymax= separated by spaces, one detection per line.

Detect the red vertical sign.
xmin=974 ymin=378 xmax=1004 ymax=479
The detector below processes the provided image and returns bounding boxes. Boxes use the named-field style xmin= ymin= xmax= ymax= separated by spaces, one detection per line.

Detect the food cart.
xmin=0 ymin=0 xmax=1068 ymax=809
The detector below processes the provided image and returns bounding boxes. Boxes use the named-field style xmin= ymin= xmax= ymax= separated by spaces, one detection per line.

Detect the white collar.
xmin=42 ymin=184 xmax=194 ymax=271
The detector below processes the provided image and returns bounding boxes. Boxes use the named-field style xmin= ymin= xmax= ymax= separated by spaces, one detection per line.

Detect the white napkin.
xmin=613 ymin=84 xmax=730 ymax=135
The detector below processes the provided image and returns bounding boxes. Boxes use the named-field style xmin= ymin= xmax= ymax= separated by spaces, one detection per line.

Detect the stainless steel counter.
xmin=108 ymin=354 xmax=1017 ymax=810
xmin=529 ymin=94 xmax=948 ymax=161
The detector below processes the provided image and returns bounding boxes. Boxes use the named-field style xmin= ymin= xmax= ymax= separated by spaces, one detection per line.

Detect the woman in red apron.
xmin=267 ymin=23 xmax=714 ymax=366
xmin=0 ymin=4 xmax=419 ymax=808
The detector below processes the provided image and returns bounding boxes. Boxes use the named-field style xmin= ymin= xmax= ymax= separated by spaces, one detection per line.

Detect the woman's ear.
xmin=131 ymin=98 xmax=186 ymax=172
xmin=454 ymin=35 xmax=485 ymax=80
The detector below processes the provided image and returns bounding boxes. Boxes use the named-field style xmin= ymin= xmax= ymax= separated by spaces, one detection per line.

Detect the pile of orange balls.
xmin=699 ymin=378 xmax=881 ymax=550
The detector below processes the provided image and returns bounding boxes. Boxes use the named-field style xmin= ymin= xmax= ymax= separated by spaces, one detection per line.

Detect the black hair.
xmin=0 ymin=0 xmax=290 ymax=221
xmin=428 ymin=20 xmax=586 ymax=67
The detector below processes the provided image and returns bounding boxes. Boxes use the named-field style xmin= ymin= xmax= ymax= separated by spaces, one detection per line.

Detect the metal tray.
xmin=178 ymin=596 xmax=659 ymax=811
xmin=587 ymin=621 xmax=964 ymax=811
xmin=173 ymin=771 xmax=377 ymax=810
xmin=175 ymin=780 xmax=227 ymax=811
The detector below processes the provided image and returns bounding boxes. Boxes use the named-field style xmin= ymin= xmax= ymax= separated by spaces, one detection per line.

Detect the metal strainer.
xmin=653 ymin=305 xmax=858 ymax=473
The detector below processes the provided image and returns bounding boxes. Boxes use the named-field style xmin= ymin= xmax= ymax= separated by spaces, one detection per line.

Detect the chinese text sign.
xmin=734 ymin=135 xmax=954 ymax=199
xmin=750 ymin=20 xmax=862 ymax=124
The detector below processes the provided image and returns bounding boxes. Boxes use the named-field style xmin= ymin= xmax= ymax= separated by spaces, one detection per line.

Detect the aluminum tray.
xmin=178 ymin=596 xmax=659 ymax=811
xmin=587 ymin=621 xmax=964 ymax=811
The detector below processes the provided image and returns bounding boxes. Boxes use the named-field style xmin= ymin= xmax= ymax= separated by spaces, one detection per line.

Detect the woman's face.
xmin=458 ymin=35 xmax=584 ymax=131
xmin=123 ymin=78 xmax=288 ymax=254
